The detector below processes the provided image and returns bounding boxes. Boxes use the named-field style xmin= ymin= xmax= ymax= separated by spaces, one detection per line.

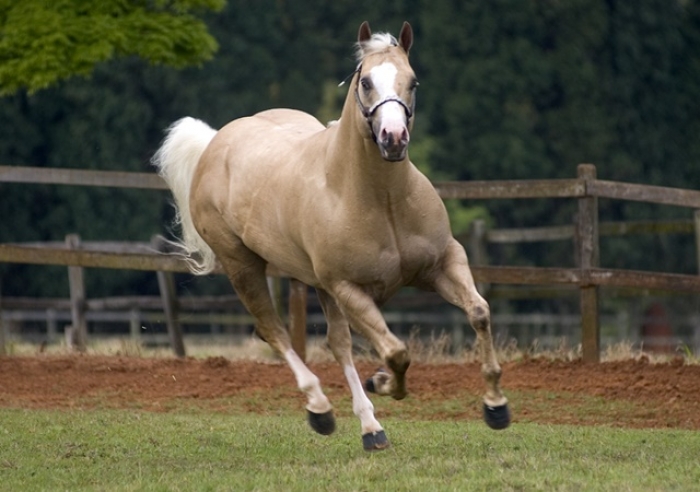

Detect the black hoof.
xmin=483 ymin=403 xmax=511 ymax=430
xmin=365 ymin=367 xmax=388 ymax=394
xmin=362 ymin=430 xmax=390 ymax=451
xmin=365 ymin=376 xmax=376 ymax=393
xmin=307 ymin=410 xmax=336 ymax=435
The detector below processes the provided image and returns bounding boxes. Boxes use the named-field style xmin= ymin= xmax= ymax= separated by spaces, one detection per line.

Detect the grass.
xmin=2 ymin=335 xmax=698 ymax=490
xmin=1 ymin=408 xmax=699 ymax=491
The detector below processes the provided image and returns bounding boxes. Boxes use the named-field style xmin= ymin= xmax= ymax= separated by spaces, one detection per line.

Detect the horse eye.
xmin=410 ymin=79 xmax=420 ymax=90
xmin=360 ymin=78 xmax=372 ymax=91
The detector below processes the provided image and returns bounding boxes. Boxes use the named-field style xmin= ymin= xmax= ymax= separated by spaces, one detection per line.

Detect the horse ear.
xmin=398 ymin=22 xmax=413 ymax=54
xmin=358 ymin=21 xmax=372 ymax=44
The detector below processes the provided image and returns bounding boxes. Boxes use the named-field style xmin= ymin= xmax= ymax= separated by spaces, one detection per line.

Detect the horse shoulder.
xmin=403 ymin=167 xmax=451 ymax=232
xmin=388 ymin=167 xmax=454 ymax=271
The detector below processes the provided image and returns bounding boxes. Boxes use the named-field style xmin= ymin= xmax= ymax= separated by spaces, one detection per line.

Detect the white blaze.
xmin=369 ymin=62 xmax=398 ymax=98
xmin=369 ymin=62 xmax=407 ymax=136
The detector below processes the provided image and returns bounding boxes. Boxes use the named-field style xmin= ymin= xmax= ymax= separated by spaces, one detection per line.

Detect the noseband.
xmin=350 ymin=66 xmax=415 ymax=143
xmin=354 ymin=89 xmax=414 ymax=122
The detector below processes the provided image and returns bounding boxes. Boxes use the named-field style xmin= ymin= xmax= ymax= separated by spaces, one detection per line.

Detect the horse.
xmin=152 ymin=21 xmax=510 ymax=451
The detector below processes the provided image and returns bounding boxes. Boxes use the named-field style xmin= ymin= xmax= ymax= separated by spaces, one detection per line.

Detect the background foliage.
xmin=1 ymin=0 xmax=699 ymax=298
xmin=0 ymin=0 xmax=224 ymax=95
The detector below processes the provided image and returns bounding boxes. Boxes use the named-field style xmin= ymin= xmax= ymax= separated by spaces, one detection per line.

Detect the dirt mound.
xmin=1 ymin=355 xmax=699 ymax=429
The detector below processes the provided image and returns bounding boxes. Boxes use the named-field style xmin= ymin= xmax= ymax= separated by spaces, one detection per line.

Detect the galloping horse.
xmin=153 ymin=21 xmax=509 ymax=451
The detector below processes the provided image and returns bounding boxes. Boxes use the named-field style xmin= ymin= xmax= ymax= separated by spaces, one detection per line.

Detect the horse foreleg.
xmin=433 ymin=239 xmax=510 ymax=430
xmin=216 ymin=249 xmax=335 ymax=435
xmin=317 ymin=289 xmax=388 ymax=451
xmin=329 ymin=281 xmax=410 ymax=401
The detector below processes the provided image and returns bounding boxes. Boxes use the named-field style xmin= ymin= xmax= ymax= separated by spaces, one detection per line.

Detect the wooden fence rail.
xmin=2 ymin=163 xmax=700 ymax=361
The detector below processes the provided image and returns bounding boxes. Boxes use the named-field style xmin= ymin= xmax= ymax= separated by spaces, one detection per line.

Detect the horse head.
xmin=353 ymin=21 xmax=417 ymax=162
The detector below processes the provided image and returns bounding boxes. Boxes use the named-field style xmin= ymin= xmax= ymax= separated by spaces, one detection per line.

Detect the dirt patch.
xmin=1 ymin=355 xmax=699 ymax=429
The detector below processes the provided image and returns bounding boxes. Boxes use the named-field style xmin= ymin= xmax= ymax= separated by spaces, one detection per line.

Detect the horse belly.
xmin=311 ymin=231 xmax=405 ymax=298
xmin=240 ymin=219 xmax=319 ymax=285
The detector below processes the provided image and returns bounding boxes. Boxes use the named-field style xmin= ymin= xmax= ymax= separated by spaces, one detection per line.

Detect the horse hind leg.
xmin=317 ymin=289 xmax=389 ymax=451
xmin=215 ymin=245 xmax=335 ymax=435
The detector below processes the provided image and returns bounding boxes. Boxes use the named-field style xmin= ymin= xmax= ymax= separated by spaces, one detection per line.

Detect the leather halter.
xmin=354 ymin=90 xmax=414 ymax=121
xmin=351 ymin=66 xmax=415 ymax=142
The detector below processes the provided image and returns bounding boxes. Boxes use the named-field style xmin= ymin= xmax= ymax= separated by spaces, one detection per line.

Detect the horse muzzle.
xmin=377 ymin=126 xmax=409 ymax=162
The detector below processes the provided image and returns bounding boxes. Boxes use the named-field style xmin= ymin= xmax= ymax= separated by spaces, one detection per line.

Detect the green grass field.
xmin=1 ymin=408 xmax=699 ymax=491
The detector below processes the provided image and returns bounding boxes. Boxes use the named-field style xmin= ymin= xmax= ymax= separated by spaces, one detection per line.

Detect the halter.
xmin=354 ymin=90 xmax=414 ymax=121
xmin=348 ymin=65 xmax=415 ymax=142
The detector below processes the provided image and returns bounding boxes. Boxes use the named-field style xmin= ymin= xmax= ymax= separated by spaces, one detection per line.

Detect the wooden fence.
xmin=2 ymin=163 xmax=700 ymax=362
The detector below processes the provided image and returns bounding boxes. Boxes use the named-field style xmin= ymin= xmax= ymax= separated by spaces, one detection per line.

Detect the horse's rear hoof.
xmin=365 ymin=376 xmax=376 ymax=393
xmin=365 ymin=368 xmax=390 ymax=394
xmin=308 ymin=410 xmax=336 ymax=435
xmin=362 ymin=430 xmax=390 ymax=451
xmin=483 ymin=403 xmax=511 ymax=430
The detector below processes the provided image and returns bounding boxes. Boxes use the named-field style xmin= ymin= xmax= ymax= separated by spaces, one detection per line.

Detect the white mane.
xmin=355 ymin=33 xmax=398 ymax=62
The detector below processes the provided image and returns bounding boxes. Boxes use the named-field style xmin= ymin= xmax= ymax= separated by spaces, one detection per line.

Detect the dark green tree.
xmin=419 ymin=0 xmax=700 ymax=272
xmin=0 ymin=0 xmax=224 ymax=297
xmin=3 ymin=0 xmax=700 ymax=300
xmin=0 ymin=0 xmax=224 ymax=95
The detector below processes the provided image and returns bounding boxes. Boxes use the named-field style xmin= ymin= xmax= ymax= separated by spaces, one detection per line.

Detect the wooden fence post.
xmin=450 ymin=309 xmax=464 ymax=354
xmin=66 ymin=234 xmax=88 ymax=352
xmin=694 ymin=210 xmax=700 ymax=275
xmin=0 ymin=285 xmax=5 ymax=355
xmin=268 ymin=276 xmax=284 ymax=320
xmin=129 ymin=308 xmax=141 ymax=342
xmin=151 ymin=236 xmax=186 ymax=358
xmin=468 ymin=219 xmax=489 ymax=296
xmin=694 ymin=210 xmax=700 ymax=357
xmin=576 ymin=164 xmax=600 ymax=362
xmin=288 ymin=279 xmax=307 ymax=362
xmin=46 ymin=308 xmax=58 ymax=343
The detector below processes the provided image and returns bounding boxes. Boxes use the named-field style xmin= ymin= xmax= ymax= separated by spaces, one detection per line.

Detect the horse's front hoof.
xmin=362 ymin=430 xmax=390 ymax=451
xmin=307 ymin=410 xmax=336 ymax=435
xmin=483 ymin=403 xmax=511 ymax=430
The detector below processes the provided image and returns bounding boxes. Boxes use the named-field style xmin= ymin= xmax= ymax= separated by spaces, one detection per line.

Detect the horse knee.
xmin=387 ymin=345 xmax=410 ymax=375
xmin=468 ymin=303 xmax=491 ymax=332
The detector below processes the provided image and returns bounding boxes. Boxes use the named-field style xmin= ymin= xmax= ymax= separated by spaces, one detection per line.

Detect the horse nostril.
xmin=379 ymin=128 xmax=394 ymax=146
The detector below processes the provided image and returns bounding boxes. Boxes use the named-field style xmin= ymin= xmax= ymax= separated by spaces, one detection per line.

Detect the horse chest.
xmin=322 ymin=218 xmax=443 ymax=287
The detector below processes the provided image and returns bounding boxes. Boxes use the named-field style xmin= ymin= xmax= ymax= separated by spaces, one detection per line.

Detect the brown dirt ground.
xmin=1 ymin=355 xmax=699 ymax=430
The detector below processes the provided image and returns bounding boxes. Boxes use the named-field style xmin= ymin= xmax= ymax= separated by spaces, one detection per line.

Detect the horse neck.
xmin=325 ymin=86 xmax=411 ymax=201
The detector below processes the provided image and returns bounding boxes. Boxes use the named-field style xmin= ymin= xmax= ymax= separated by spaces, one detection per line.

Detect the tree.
xmin=0 ymin=0 xmax=224 ymax=297
xmin=419 ymin=0 xmax=700 ymax=273
xmin=4 ymin=0 xmax=700 ymax=300
xmin=0 ymin=0 xmax=224 ymax=95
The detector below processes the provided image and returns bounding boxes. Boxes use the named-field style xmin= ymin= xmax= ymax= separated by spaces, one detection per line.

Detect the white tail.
xmin=152 ymin=117 xmax=218 ymax=275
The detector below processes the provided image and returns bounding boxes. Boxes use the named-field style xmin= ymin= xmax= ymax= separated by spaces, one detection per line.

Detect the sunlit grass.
xmin=0 ymin=409 xmax=698 ymax=491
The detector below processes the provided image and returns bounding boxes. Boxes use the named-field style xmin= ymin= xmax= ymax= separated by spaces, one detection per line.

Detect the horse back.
xmin=190 ymin=109 xmax=331 ymax=282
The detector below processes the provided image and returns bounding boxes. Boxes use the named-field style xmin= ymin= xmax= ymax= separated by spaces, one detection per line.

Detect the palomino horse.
xmin=153 ymin=21 xmax=509 ymax=451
